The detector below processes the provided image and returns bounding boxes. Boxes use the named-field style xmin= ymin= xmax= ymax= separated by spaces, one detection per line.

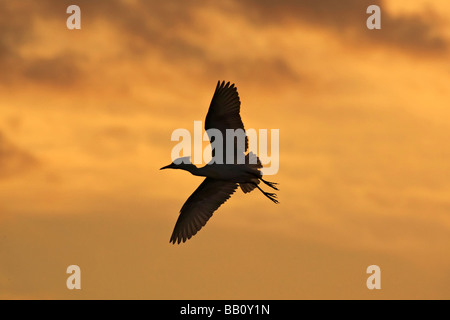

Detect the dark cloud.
xmin=0 ymin=0 xmax=208 ymax=86
xmin=0 ymin=0 xmax=303 ymax=89
xmin=207 ymin=56 xmax=302 ymax=84
xmin=0 ymin=2 xmax=34 ymax=84
xmin=0 ymin=132 xmax=38 ymax=179
xmin=368 ymin=12 xmax=448 ymax=54
xmin=236 ymin=0 xmax=448 ymax=54
xmin=23 ymin=54 xmax=83 ymax=87
xmin=0 ymin=0 xmax=446 ymax=90
xmin=0 ymin=1 xmax=85 ymax=86
xmin=51 ymin=0 xmax=207 ymax=60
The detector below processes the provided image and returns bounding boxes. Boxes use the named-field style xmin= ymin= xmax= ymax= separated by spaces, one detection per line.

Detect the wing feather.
xmin=170 ymin=178 xmax=238 ymax=244
xmin=205 ymin=81 xmax=248 ymax=160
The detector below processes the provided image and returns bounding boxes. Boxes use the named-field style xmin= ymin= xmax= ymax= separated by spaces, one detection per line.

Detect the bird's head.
xmin=160 ymin=156 xmax=196 ymax=171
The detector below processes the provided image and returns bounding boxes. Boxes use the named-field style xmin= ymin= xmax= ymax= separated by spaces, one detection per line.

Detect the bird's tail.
xmin=239 ymin=152 xmax=262 ymax=194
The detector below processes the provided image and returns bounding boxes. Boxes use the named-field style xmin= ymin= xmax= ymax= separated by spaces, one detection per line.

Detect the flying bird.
xmin=161 ymin=81 xmax=279 ymax=244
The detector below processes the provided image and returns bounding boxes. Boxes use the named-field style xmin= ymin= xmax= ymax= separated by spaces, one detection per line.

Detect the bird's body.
xmin=161 ymin=81 xmax=279 ymax=244
xmin=189 ymin=163 xmax=260 ymax=182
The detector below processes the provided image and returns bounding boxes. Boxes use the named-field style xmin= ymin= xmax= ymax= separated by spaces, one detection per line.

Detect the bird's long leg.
xmin=252 ymin=183 xmax=279 ymax=204
xmin=249 ymin=172 xmax=279 ymax=191
xmin=259 ymin=178 xmax=279 ymax=191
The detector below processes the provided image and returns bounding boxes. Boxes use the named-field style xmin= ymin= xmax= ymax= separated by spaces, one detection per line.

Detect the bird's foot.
xmin=264 ymin=192 xmax=279 ymax=204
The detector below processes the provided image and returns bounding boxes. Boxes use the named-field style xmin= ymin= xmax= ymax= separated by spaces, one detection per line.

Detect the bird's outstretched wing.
xmin=170 ymin=178 xmax=238 ymax=244
xmin=205 ymin=81 xmax=248 ymax=161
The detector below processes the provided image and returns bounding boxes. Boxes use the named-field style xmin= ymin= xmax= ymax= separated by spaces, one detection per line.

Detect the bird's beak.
xmin=160 ymin=164 xmax=173 ymax=170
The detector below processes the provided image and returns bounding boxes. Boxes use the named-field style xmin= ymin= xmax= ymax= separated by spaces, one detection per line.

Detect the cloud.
xmin=0 ymin=1 xmax=85 ymax=86
xmin=0 ymin=0 xmax=447 ymax=90
xmin=0 ymin=132 xmax=38 ymax=179
xmin=368 ymin=12 xmax=448 ymax=54
xmin=235 ymin=0 xmax=448 ymax=55
xmin=23 ymin=55 xmax=83 ymax=87
xmin=0 ymin=0 xmax=209 ymax=87
xmin=1 ymin=0 xmax=450 ymax=300
xmin=0 ymin=3 xmax=32 ymax=84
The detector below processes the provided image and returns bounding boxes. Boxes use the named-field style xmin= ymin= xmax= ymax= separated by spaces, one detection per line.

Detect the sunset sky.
xmin=1 ymin=0 xmax=450 ymax=299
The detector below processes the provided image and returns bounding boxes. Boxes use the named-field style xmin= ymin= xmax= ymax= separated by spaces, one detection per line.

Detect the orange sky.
xmin=1 ymin=0 xmax=450 ymax=299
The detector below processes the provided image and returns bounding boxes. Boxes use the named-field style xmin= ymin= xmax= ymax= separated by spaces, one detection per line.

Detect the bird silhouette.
xmin=161 ymin=81 xmax=279 ymax=244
